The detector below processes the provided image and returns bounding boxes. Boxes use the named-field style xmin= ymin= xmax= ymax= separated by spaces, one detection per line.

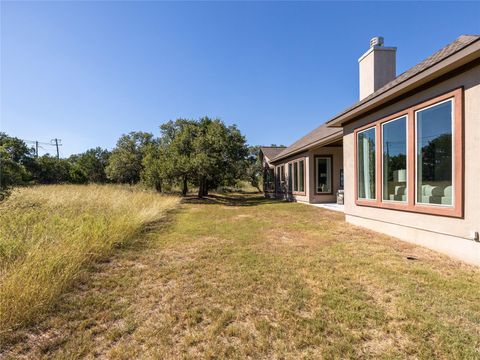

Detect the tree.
xmin=141 ymin=140 xmax=165 ymax=192
xmin=69 ymin=147 xmax=110 ymax=183
xmin=106 ymin=132 xmax=153 ymax=184
xmin=245 ymin=145 xmax=262 ymax=192
xmin=29 ymin=155 xmax=87 ymax=184
xmin=192 ymin=117 xmax=248 ymax=198
xmin=159 ymin=119 xmax=198 ymax=196
xmin=0 ymin=133 xmax=35 ymax=194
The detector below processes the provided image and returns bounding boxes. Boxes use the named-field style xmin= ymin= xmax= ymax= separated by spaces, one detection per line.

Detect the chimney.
xmin=358 ymin=36 xmax=396 ymax=100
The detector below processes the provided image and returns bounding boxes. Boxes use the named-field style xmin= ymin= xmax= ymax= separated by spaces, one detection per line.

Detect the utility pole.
xmin=51 ymin=138 xmax=61 ymax=159
xmin=35 ymin=141 xmax=39 ymax=158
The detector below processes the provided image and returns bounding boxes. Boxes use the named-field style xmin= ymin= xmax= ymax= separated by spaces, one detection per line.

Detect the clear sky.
xmin=1 ymin=1 xmax=479 ymax=157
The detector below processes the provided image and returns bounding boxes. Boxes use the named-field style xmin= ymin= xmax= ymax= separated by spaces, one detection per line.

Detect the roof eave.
xmin=271 ymin=130 xmax=343 ymax=164
xmin=327 ymin=39 xmax=480 ymax=127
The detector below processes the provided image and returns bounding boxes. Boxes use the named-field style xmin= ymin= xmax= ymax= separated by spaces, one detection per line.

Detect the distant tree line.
xmin=0 ymin=117 xmax=263 ymax=198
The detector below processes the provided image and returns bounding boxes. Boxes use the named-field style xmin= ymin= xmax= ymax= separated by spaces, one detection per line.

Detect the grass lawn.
xmin=2 ymin=193 xmax=480 ymax=359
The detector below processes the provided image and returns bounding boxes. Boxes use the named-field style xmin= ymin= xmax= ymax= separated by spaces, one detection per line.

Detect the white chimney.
xmin=358 ymin=36 xmax=396 ymax=100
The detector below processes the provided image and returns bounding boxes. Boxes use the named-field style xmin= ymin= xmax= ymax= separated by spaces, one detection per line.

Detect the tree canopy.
xmin=1 ymin=117 xmax=259 ymax=198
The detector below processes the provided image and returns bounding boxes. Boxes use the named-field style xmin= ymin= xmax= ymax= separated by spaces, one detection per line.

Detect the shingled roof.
xmin=327 ymin=34 xmax=480 ymax=126
xmin=259 ymin=146 xmax=286 ymax=160
xmin=271 ymin=124 xmax=342 ymax=162
xmin=270 ymin=35 xmax=479 ymax=163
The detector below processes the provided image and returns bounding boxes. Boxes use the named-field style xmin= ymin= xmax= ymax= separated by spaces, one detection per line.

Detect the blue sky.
xmin=1 ymin=1 xmax=479 ymax=157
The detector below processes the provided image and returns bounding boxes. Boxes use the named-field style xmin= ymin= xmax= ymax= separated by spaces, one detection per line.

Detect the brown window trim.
xmin=291 ymin=158 xmax=306 ymax=196
xmin=314 ymin=155 xmax=334 ymax=195
xmin=354 ymin=87 xmax=463 ymax=218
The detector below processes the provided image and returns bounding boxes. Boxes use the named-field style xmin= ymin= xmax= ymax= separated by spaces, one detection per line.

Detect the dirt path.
xmin=3 ymin=195 xmax=480 ymax=359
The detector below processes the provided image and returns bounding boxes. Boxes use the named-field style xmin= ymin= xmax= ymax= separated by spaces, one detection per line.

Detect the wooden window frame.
xmin=354 ymin=87 xmax=463 ymax=218
xmin=291 ymin=158 xmax=306 ymax=196
xmin=314 ymin=155 xmax=334 ymax=195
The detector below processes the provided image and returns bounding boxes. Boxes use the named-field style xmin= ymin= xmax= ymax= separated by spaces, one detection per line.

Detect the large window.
xmin=276 ymin=166 xmax=281 ymax=192
xmin=291 ymin=159 xmax=305 ymax=194
xmin=382 ymin=116 xmax=407 ymax=202
xmin=416 ymin=100 xmax=453 ymax=206
xmin=288 ymin=163 xmax=293 ymax=192
xmin=354 ymin=88 xmax=463 ymax=217
xmin=299 ymin=160 xmax=305 ymax=192
xmin=357 ymin=127 xmax=376 ymax=200
xmin=293 ymin=162 xmax=298 ymax=192
xmin=315 ymin=156 xmax=332 ymax=194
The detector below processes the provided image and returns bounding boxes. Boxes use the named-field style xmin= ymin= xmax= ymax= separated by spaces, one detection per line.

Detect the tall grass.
xmin=0 ymin=184 xmax=179 ymax=342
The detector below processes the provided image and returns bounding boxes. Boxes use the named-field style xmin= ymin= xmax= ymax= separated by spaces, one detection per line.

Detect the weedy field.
xmin=0 ymin=184 xmax=179 ymax=345
xmin=1 ymin=190 xmax=479 ymax=359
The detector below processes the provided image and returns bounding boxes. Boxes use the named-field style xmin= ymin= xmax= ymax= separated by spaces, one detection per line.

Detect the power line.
xmin=23 ymin=138 xmax=63 ymax=158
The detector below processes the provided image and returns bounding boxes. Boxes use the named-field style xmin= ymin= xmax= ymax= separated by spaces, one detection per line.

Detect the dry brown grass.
xmin=0 ymin=185 xmax=179 ymax=346
xmin=1 ymin=193 xmax=479 ymax=359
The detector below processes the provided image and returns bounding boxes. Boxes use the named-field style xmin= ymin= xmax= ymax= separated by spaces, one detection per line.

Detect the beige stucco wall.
xmin=283 ymin=152 xmax=310 ymax=203
xmin=308 ymin=146 xmax=344 ymax=204
xmin=343 ymin=64 xmax=480 ymax=265
xmin=359 ymin=47 xmax=396 ymax=100
xmin=272 ymin=145 xmax=343 ymax=204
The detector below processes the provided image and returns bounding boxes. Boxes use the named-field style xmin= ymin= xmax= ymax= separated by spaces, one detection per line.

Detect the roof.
xmin=259 ymin=146 xmax=286 ymax=160
xmin=327 ymin=35 xmax=480 ymax=127
xmin=271 ymin=124 xmax=342 ymax=163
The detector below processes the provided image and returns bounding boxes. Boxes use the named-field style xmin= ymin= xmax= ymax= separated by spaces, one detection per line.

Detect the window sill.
xmin=292 ymin=191 xmax=306 ymax=196
xmin=355 ymin=199 xmax=463 ymax=218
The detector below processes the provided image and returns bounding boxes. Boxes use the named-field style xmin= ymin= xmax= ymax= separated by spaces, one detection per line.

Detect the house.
xmin=266 ymin=35 xmax=480 ymax=265
xmin=269 ymin=125 xmax=343 ymax=203
xmin=259 ymin=146 xmax=285 ymax=196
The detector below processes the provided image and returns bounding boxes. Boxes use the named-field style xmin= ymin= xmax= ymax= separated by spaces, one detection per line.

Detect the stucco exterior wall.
xmin=343 ymin=64 xmax=480 ymax=265
xmin=308 ymin=146 xmax=344 ymax=204
xmin=271 ymin=145 xmax=343 ymax=204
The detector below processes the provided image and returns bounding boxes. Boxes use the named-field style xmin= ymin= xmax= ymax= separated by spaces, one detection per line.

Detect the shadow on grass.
xmin=182 ymin=193 xmax=282 ymax=207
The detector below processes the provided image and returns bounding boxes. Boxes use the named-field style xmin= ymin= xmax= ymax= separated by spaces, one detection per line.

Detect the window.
xmin=293 ymin=162 xmax=298 ymax=192
xmin=290 ymin=159 xmax=306 ymax=194
xmin=354 ymin=88 xmax=463 ymax=217
xmin=280 ymin=165 xmax=285 ymax=182
xmin=382 ymin=116 xmax=407 ymax=202
xmin=276 ymin=166 xmax=281 ymax=192
xmin=315 ymin=156 xmax=332 ymax=194
xmin=416 ymin=100 xmax=453 ymax=206
xmin=299 ymin=160 xmax=305 ymax=192
xmin=288 ymin=163 xmax=293 ymax=192
xmin=264 ymin=168 xmax=275 ymax=192
xmin=357 ymin=127 xmax=376 ymax=200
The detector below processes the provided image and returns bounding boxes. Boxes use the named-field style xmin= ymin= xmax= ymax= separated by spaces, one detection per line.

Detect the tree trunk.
xmin=198 ymin=177 xmax=208 ymax=198
xmin=182 ymin=177 xmax=188 ymax=196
